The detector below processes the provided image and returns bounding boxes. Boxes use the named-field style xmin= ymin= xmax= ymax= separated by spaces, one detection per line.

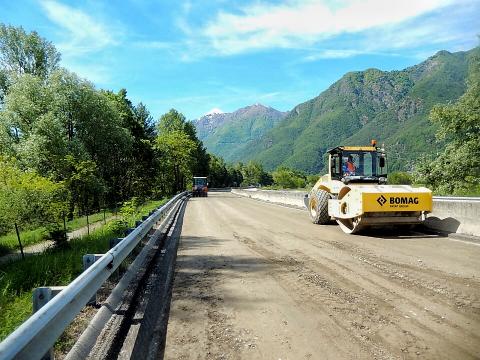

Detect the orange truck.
xmin=192 ymin=176 xmax=208 ymax=197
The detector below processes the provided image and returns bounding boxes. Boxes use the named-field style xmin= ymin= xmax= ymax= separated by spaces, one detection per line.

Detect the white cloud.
xmin=40 ymin=0 xmax=118 ymax=55
xmin=303 ymin=49 xmax=365 ymax=61
xmin=190 ymin=0 xmax=461 ymax=56
xmin=135 ymin=41 xmax=174 ymax=49
xmin=62 ymin=62 xmax=113 ymax=85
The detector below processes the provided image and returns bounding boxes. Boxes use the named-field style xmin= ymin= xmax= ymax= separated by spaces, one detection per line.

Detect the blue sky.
xmin=1 ymin=0 xmax=478 ymax=119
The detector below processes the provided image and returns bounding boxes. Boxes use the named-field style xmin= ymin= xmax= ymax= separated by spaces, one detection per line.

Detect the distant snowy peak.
xmin=204 ymin=108 xmax=224 ymax=116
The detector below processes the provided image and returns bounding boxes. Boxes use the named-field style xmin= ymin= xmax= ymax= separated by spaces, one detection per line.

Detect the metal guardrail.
xmin=0 ymin=192 xmax=188 ymax=360
xmin=433 ymin=196 xmax=480 ymax=202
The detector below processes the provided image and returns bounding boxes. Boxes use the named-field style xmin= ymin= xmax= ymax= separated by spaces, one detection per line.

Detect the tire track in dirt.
xmin=237 ymin=231 xmax=479 ymax=359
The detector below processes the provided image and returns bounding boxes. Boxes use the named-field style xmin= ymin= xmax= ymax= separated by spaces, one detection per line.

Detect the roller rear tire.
xmin=309 ymin=189 xmax=330 ymax=225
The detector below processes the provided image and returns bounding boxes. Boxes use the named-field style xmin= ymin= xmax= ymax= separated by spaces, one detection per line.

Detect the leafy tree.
xmin=157 ymin=109 xmax=187 ymax=134
xmin=156 ymin=130 xmax=196 ymax=193
xmin=208 ymin=155 xmax=229 ymax=188
xmin=241 ymin=161 xmax=271 ymax=186
xmin=0 ymin=23 xmax=60 ymax=105
xmin=0 ymin=24 xmax=60 ymax=78
xmin=416 ymin=52 xmax=480 ymax=195
xmin=102 ymin=89 xmax=158 ymax=200
xmin=185 ymin=121 xmax=209 ymax=178
xmin=62 ymin=156 xmax=105 ymax=218
xmin=272 ymin=167 xmax=307 ymax=188
xmin=0 ymin=69 xmax=133 ymax=206
xmin=134 ymin=102 xmax=156 ymax=139
xmin=0 ymin=156 xmax=66 ymax=235
xmin=156 ymin=109 xmax=209 ymax=194
xmin=227 ymin=163 xmax=244 ymax=187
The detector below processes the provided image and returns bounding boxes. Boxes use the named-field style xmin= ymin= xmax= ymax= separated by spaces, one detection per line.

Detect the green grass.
xmin=0 ymin=197 xmax=168 ymax=341
xmin=136 ymin=199 xmax=168 ymax=218
xmin=0 ymin=228 xmax=114 ymax=340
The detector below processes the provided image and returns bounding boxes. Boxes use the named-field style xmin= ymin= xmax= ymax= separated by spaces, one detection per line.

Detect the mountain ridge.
xmin=193 ymin=103 xmax=288 ymax=160
xmin=227 ymin=48 xmax=477 ymax=173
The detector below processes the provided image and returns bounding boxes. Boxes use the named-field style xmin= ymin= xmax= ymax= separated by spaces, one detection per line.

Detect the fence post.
xmin=86 ymin=212 xmax=90 ymax=236
xmin=14 ymin=223 xmax=25 ymax=260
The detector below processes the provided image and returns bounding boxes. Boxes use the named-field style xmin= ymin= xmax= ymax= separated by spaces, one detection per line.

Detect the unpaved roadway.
xmin=164 ymin=192 xmax=480 ymax=359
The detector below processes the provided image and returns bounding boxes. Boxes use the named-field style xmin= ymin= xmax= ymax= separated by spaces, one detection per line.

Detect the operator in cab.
xmin=343 ymin=155 xmax=356 ymax=176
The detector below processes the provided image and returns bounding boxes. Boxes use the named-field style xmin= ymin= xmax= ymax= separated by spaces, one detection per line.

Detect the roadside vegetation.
xmin=0 ymin=198 xmax=166 ymax=341
xmin=0 ymin=209 xmax=115 ymax=256
xmin=0 ymin=24 xmax=209 ymax=251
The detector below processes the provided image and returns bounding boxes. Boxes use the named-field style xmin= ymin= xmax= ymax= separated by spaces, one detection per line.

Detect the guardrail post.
xmin=83 ymin=254 xmax=104 ymax=305
xmin=33 ymin=286 xmax=67 ymax=360
xmin=142 ymin=215 xmax=148 ymax=221
xmin=135 ymin=220 xmax=143 ymax=227
xmin=124 ymin=227 xmax=134 ymax=236
xmin=109 ymin=237 xmax=123 ymax=249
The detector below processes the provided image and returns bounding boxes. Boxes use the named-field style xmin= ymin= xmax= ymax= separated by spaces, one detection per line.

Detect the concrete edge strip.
xmin=232 ymin=189 xmax=480 ymax=243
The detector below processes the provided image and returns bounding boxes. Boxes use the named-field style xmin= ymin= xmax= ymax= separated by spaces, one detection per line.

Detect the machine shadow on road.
xmin=360 ymin=226 xmax=447 ymax=240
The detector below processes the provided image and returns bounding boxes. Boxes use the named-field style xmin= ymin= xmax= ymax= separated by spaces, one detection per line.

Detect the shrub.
xmin=388 ymin=171 xmax=413 ymax=185
xmin=120 ymin=197 xmax=140 ymax=225
xmin=105 ymin=219 xmax=128 ymax=234
xmin=272 ymin=167 xmax=307 ymax=189
xmin=47 ymin=227 xmax=68 ymax=247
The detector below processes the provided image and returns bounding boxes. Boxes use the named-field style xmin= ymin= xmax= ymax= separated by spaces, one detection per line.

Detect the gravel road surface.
xmin=164 ymin=192 xmax=480 ymax=359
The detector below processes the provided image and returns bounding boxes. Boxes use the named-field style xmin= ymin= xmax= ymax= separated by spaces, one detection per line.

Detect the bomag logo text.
xmin=389 ymin=197 xmax=419 ymax=205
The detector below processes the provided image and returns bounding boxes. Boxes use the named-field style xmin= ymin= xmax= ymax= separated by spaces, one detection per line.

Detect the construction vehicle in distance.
xmin=192 ymin=176 xmax=208 ymax=197
xmin=305 ymin=140 xmax=432 ymax=234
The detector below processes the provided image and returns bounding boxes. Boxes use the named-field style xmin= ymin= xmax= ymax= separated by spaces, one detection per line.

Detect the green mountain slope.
xmin=193 ymin=104 xmax=287 ymax=161
xmin=230 ymin=48 xmax=478 ymax=173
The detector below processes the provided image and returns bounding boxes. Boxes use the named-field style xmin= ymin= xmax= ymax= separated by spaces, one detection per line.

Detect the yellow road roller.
xmin=305 ymin=141 xmax=432 ymax=234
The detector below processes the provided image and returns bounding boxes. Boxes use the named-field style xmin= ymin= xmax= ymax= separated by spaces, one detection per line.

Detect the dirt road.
xmin=164 ymin=192 xmax=480 ymax=359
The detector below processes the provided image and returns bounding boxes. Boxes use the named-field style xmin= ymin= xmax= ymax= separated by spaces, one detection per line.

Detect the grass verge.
xmin=0 ymin=198 xmax=167 ymax=256
xmin=0 ymin=228 xmax=114 ymax=340
xmin=0 ymin=211 xmax=115 ymax=257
